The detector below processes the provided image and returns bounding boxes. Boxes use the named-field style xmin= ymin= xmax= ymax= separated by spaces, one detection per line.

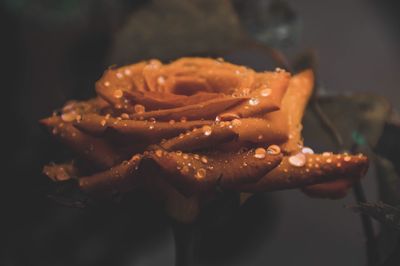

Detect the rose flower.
xmin=40 ymin=58 xmax=368 ymax=222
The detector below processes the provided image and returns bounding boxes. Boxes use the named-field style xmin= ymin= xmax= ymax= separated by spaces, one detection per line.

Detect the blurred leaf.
xmin=109 ymin=0 xmax=246 ymax=65
xmin=375 ymin=113 xmax=400 ymax=175
xmin=350 ymin=202 xmax=400 ymax=231
xmin=303 ymin=93 xmax=391 ymax=151
xmin=375 ymin=156 xmax=400 ymax=206
xmin=232 ymin=0 xmax=300 ymax=48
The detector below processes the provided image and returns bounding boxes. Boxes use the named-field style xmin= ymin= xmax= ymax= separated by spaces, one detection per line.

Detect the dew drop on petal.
xmin=157 ymin=76 xmax=166 ymax=85
xmin=180 ymin=117 xmax=187 ymax=123
xmin=134 ymin=104 xmax=145 ymax=113
xmin=260 ymin=88 xmax=272 ymax=97
xmin=61 ymin=112 xmax=77 ymax=122
xmin=148 ymin=125 xmax=154 ymax=130
xmin=254 ymin=148 xmax=267 ymax=159
xmin=288 ymin=152 xmax=306 ymax=167
xmin=113 ymin=89 xmax=123 ymax=99
xmin=219 ymin=112 xmax=240 ymax=121
xmin=180 ymin=165 xmax=190 ymax=175
xmin=322 ymin=152 xmax=332 ymax=157
xmin=267 ymin=145 xmax=281 ymax=155
xmin=202 ymin=125 xmax=212 ymax=136
xmin=231 ymin=119 xmax=242 ymax=127
xmin=121 ymin=113 xmax=130 ymax=119
xmin=104 ymin=81 xmax=110 ymax=87
xmin=155 ymin=149 xmax=163 ymax=158
xmin=344 ymin=156 xmax=351 ymax=162
xmin=201 ymin=156 xmax=208 ymax=164
xmin=169 ymin=119 xmax=175 ymax=125
xmin=301 ymin=147 xmax=314 ymax=154
xmin=176 ymin=151 xmax=182 ymax=156
xmin=182 ymin=154 xmax=189 ymax=160
xmin=116 ymin=72 xmax=123 ymax=79
xmin=195 ymin=168 xmax=206 ymax=179
xmin=249 ymin=98 xmax=260 ymax=106
xmin=100 ymin=119 xmax=107 ymax=126
xmin=124 ymin=69 xmax=131 ymax=76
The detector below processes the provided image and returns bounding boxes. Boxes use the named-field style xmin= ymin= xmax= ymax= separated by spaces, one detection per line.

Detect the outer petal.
xmin=224 ymin=70 xmax=291 ymax=118
xmin=160 ymin=118 xmax=288 ymax=152
xmin=264 ymin=70 xmax=314 ymax=154
xmin=40 ymin=116 xmax=123 ymax=170
xmin=129 ymin=96 xmax=248 ymax=121
xmin=234 ymin=153 xmax=368 ymax=192
xmin=148 ymin=148 xmax=283 ymax=195
xmin=74 ymin=113 xmax=213 ymax=143
xmin=301 ymin=179 xmax=356 ymax=199
xmin=78 ymin=154 xmax=143 ymax=195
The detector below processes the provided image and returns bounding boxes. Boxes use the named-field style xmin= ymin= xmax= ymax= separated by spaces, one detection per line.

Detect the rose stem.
xmin=171 ymin=221 xmax=199 ymax=266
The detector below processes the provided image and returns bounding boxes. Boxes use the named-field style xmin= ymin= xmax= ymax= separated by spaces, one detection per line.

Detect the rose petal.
xmin=148 ymin=148 xmax=283 ymax=196
xmin=124 ymin=90 xmax=225 ymax=110
xmin=40 ymin=116 xmax=124 ymax=170
xmin=95 ymin=61 xmax=149 ymax=111
xmin=224 ymin=70 xmax=291 ymax=118
xmin=161 ymin=118 xmax=288 ymax=152
xmin=74 ymin=113 xmax=213 ymax=144
xmin=264 ymin=70 xmax=314 ymax=154
xmin=234 ymin=153 xmax=368 ymax=192
xmin=78 ymin=154 xmax=143 ymax=194
xmin=301 ymin=179 xmax=356 ymax=199
xmin=43 ymin=161 xmax=79 ymax=181
xmin=129 ymin=96 xmax=248 ymax=121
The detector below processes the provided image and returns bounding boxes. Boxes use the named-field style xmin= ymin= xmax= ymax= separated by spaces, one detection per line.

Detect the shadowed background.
xmin=2 ymin=0 xmax=400 ymax=265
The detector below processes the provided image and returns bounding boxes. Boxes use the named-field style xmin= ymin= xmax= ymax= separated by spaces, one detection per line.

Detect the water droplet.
xmin=180 ymin=165 xmax=190 ymax=174
xmin=182 ymin=154 xmax=189 ymax=160
xmin=249 ymin=98 xmax=260 ymax=106
xmin=344 ymin=156 xmax=351 ymax=162
xmin=322 ymin=152 xmax=332 ymax=157
xmin=202 ymin=125 xmax=212 ymax=136
xmin=194 ymin=154 xmax=200 ymax=160
xmin=157 ymin=76 xmax=166 ymax=85
xmin=149 ymin=117 xmax=156 ymax=123
xmin=100 ymin=119 xmax=107 ymax=126
xmin=104 ymin=81 xmax=110 ymax=87
xmin=116 ymin=72 xmax=123 ymax=79
xmin=336 ymin=162 xmax=342 ymax=167
xmin=176 ymin=151 xmax=182 ymax=156
xmin=326 ymin=158 xmax=332 ymax=163
xmin=260 ymin=88 xmax=272 ymax=97
xmin=132 ymin=155 xmax=141 ymax=162
xmin=201 ymin=156 xmax=208 ymax=164
xmin=134 ymin=104 xmax=145 ymax=113
xmin=231 ymin=119 xmax=242 ymax=127
xmin=124 ymin=69 xmax=131 ymax=76
xmin=301 ymin=147 xmax=314 ymax=154
xmin=155 ymin=149 xmax=163 ymax=158
xmin=219 ymin=113 xmax=240 ymax=121
xmin=267 ymin=145 xmax=281 ymax=155
xmin=257 ymin=135 xmax=263 ymax=140
xmin=169 ymin=120 xmax=175 ymax=125
xmin=148 ymin=125 xmax=154 ymax=130
xmin=121 ymin=113 xmax=130 ymax=119
xmin=254 ymin=148 xmax=267 ymax=159
xmin=180 ymin=117 xmax=187 ymax=123
xmin=61 ymin=112 xmax=78 ymax=122
xmin=113 ymin=89 xmax=123 ymax=98
xmin=195 ymin=168 xmax=207 ymax=179
xmin=288 ymin=153 xmax=306 ymax=167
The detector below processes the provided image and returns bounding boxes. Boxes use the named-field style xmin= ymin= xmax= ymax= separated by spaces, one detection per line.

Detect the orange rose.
xmin=41 ymin=58 xmax=368 ymax=222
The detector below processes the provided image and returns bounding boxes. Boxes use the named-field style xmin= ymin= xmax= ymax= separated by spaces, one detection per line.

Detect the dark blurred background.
xmin=2 ymin=0 xmax=400 ymax=265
